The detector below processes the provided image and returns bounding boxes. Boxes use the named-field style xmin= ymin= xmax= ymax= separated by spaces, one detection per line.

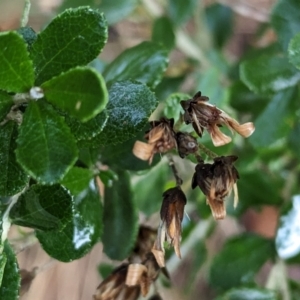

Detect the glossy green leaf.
xmin=9 ymin=184 xmax=72 ymax=231
xmin=276 ymin=195 xmax=300 ymax=260
xmin=103 ymin=42 xmax=169 ymax=89
xmin=167 ymin=0 xmax=198 ymax=26
xmin=65 ymin=110 xmax=108 ymax=141
xmin=60 ymin=166 xmax=94 ymax=196
xmin=80 ymin=80 xmax=157 ymax=147
xmin=0 ymin=242 xmax=20 ymax=300
xmin=102 ymin=170 xmax=138 ymax=260
xmin=288 ymin=33 xmax=300 ymax=69
xmin=0 ymin=121 xmax=28 ymax=197
xmin=152 ymin=17 xmax=175 ymax=50
xmin=205 ymin=3 xmax=234 ymax=48
xmin=31 ymin=7 xmax=108 ymax=85
xmin=0 ymin=31 xmax=34 ymax=93
xmin=209 ymin=234 xmax=275 ymax=291
xmin=228 ymin=171 xmax=283 ymax=216
xmin=240 ymin=54 xmax=300 ymax=95
xmin=36 ymin=179 xmax=102 ymax=262
xmin=271 ymin=0 xmax=300 ymax=50
xmin=0 ymin=91 xmax=13 ymax=122
xmin=248 ymin=88 xmax=294 ymax=150
xmin=132 ymin=161 xmax=169 ymax=216
xmin=59 ymin=0 xmax=138 ymax=24
xmin=0 ymin=253 xmax=7 ymax=287
xmin=154 ymin=76 xmax=185 ymax=102
xmin=219 ymin=287 xmax=277 ymax=300
xmin=17 ymin=27 xmax=37 ymax=50
xmin=42 ymin=67 xmax=108 ymax=122
xmin=16 ymin=100 xmax=78 ymax=184
xmin=288 ymin=120 xmax=300 ymax=160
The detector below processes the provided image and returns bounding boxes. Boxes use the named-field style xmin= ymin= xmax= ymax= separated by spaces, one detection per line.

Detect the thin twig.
xmin=167 ymin=155 xmax=183 ymax=186
xmin=21 ymin=0 xmax=31 ymax=27
xmin=197 ymin=143 xmax=218 ymax=159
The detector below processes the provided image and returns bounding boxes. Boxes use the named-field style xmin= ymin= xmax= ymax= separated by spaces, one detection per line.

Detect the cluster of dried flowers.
xmin=94 ymin=92 xmax=254 ymax=299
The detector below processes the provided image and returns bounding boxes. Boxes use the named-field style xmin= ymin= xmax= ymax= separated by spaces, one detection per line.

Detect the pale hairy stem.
xmin=21 ymin=0 xmax=31 ymax=27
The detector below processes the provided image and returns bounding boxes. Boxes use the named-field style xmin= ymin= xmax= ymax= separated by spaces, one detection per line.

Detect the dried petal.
xmin=126 ymin=264 xmax=147 ymax=286
xmin=206 ymin=197 xmax=226 ymax=220
xmin=133 ymin=141 xmax=155 ymax=162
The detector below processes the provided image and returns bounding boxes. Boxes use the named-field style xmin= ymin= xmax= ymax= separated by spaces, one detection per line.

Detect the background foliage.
xmin=0 ymin=0 xmax=300 ymax=299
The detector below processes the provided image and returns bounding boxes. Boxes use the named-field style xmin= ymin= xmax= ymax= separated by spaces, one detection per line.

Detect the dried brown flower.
xmin=94 ymin=264 xmax=140 ymax=300
xmin=152 ymin=187 xmax=186 ymax=264
xmin=176 ymin=131 xmax=198 ymax=158
xmin=191 ymin=156 xmax=239 ymax=220
xmin=133 ymin=118 xmax=177 ymax=164
xmin=181 ymin=91 xmax=255 ymax=146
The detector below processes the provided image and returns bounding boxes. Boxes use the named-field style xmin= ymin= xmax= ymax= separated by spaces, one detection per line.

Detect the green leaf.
xmin=288 ymin=120 xmax=300 ymax=160
xmin=16 ymin=100 xmax=78 ymax=184
xmin=209 ymin=234 xmax=275 ymax=291
xmin=36 ymin=179 xmax=102 ymax=262
xmin=167 ymin=0 xmax=198 ymax=26
xmin=0 ymin=31 xmax=34 ymax=93
xmin=240 ymin=54 xmax=300 ymax=95
xmin=10 ymin=184 xmax=72 ymax=231
xmin=0 ymin=91 xmax=13 ymax=122
xmin=248 ymin=88 xmax=294 ymax=150
xmin=65 ymin=110 xmax=108 ymax=141
xmin=59 ymin=0 xmax=138 ymax=25
xmin=271 ymin=0 xmax=300 ymax=50
xmin=152 ymin=17 xmax=175 ymax=50
xmin=288 ymin=33 xmax=300 ymax=69
xmin=103 ymin=42 xmax=169 ymax=89
xmin=0 ymin=242 xmax=20 ymax=300
xmin=17 ymin=27 xmax=37 ymax=50
xmin=219 ymin=287 xmax=277 ymax=300
xmin=132 ymin=161 xmax=169 ymax=216
xmin=0 ymin=253 xmax=7 ymax=287
xmin=60 ymin=166 xmax=94 ymax=195
xmin=205 ymin=3 xmax=234 ymax=48
xmin=31 ymin=7 xmax=108 ymax=85
xmin=0 ymin=121 xmax=28 ymax=197
xmin=276 ymin=195 xmax=300 ymax=260
xmin=164 ymin=93 xmax=189 ymax=123
xmin=42 ymin=67 xmax=108 ymax=122
xmin=102 ymin=170 xmax=138 ymax=260
xmin=228 ymin=171 xmax=283 ymax=216
xmin=81 ymin=81 xmax=157 ymax=147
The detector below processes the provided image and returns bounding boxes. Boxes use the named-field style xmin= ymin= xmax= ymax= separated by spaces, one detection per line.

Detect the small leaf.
xmin=36 ymin=179 xmax=102 ymax=262
xmin=65 ymin=110 xmax=108 ymax=141
xmin=59 ymin=0 xmax=138 ymax=25
xmin=164 ymin=93 xmax=190 ymax=123
xmin=209 ymin=233 xmax=275 ymax=291
xmin=16 ymin=100 xmax=78 ymax=184
xmin=0 ymin=31 xmax=34 ymax=93
xmin=17 ymin=27 xmax=37 ymax=50
xmin=219 ymin=287 xmax=277 ymax=300
xmin=80 ymin=80 xmax=157 ymax=147
xmin=102 ymin=170 xmax=138 ymax=260
xmin=0 ymin=91 xmax=13 ymax=122
xmin=167 ymin=0 xmax=198 ymax=26
xmin=205 ymin=3 xmax=234 ymax=48
xmin=276 ymin=195 xmax=300 ymax=260
xmin=103 ymin=42 xmax=169 ymax=89
xmin=0 ymin=121 xmax=28 ymax=197
xmin=288 ymin=33 xmax=300 ymax=69
xmin=152 ymin=17 xmax=175 ymax=50
xmin=31 ymin=7 xmax=108 ymax=85
xmin=10 ymin=184 xmax=72 ymax=231
xmin=42 ymin=67 xmax=108 ymax=122
xmin=0 ymin=242 xmax=20 ymax=300
xmin=248 ymin=88 xmax=294 ymax=150
xmin=240 ymin=54 xmax=300 ymax=95
xmin=271 ymin=0 xmax=300 ymax=50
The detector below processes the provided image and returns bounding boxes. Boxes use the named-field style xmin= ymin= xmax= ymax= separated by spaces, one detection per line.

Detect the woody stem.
xmin=197 ymin=143 xmax=218 ymax=159
xmin=167 ymin=155 xmax=183 ymax=186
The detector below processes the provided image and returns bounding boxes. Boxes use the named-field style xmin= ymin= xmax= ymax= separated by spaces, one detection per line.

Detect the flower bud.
xmin=176 ymin=131 xmax=198 ymax=158
xmin=192 ymin=156 xmax=239 ymax=220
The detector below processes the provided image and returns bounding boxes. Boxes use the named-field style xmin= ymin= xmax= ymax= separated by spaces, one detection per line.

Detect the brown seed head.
xmin=176 ymin=131 xmax=198 ymax=158
xmin=191 ymin=156 xmax=239 ymax=220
